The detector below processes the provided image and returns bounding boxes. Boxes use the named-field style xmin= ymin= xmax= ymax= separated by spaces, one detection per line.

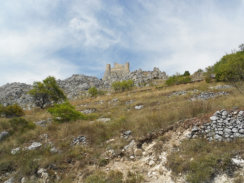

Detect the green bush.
xmin=165 ymin=75 xmax=191 ymax=86
xmin=3 ymin=104 xmax=24 ymax=118
xmin=9 ymin=118 xmax=35 ymax=133
xmin=0 ymin=104 xmax=24 ymax=118
xmin=48 ymin=102 xmax=87 ymax=123
xmin=88 ymin=87 xmax=98 ymax=97
xmin=112 ymin=80 xmax=134 ymax=92
xmin=88 ymin=87 xmax=105 ymax=97
xmin=214 ymin=50 xmax=244 ymax=82
xmin=29 ymin=76 xmax=66 ymax=109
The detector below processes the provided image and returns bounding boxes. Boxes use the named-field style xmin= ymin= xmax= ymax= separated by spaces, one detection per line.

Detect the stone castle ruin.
xmin=103 ymin=62 xmax=130 ymax=81
xmin=102 ymin=62 xmax=168 ymax=86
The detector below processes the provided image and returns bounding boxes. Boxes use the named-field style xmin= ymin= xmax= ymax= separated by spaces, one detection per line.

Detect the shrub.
xmin=9 ymin=118 xmax=35 ymax=133
xmin=48 ymin=102 xmax=87 ymax=123
xmin=112 ymin=80 xmax=134 ymax=92
xmin=165 ymin=75 xmax=191 ymax=86
xmin=88 ymin=87 xmax=98 ymax=97
xmin=88 ymin=87 xmax=105 ymax=97
xmin=29 ymin=76 xmax=66 ymax=109
xmin=3 ymin=104 xmax=24 ymax=118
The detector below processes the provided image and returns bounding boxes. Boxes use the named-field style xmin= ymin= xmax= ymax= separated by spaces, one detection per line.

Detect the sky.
xmin=0 ymin=0 xmax=244 ymax=85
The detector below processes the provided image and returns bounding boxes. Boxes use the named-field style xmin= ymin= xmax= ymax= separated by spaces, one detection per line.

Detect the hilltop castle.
xmin=103 ymin=62 xmax=130 ymax=80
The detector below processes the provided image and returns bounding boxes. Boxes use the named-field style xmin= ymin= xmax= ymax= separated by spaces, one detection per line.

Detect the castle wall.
xmin=103 ymin=62 xmax=130 ymax=80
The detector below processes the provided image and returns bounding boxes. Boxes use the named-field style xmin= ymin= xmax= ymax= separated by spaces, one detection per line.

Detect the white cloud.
xmin=0 ymin=0 xmax=244 ymax=85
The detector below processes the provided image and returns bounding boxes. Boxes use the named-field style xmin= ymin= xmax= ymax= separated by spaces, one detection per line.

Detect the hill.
xmin=0 ymin=78 xmax=244 ymax=183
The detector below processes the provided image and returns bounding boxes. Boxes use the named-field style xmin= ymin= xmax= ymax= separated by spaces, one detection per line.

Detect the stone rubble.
xmin=81 ymin=108 xmax=96 ymax=114
xmin=121 ymin=130 xmax=132 ymax=139
xmin=191 ymin=110 xmax=244 ymax=141
xmin=72 ymin=136 xmax=87 ymax=145
xmin=209 ymin=85 xmax=233 ymax=90
xmin=191 ymin=91 xmax=228 ymax=101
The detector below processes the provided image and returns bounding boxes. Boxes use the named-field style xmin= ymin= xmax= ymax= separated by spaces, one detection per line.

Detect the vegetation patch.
xmin=112 ymin=80 xmax=134 ymax=92
xmin=166 ymin=74 xmax=192 ymax=86
xmin=167 ymin=138 xmax=244 ymax=183
xmin=48 ymin=102 xmax=87 ymax=123
xmin=0 ymin=104 xmax=24 ymax=118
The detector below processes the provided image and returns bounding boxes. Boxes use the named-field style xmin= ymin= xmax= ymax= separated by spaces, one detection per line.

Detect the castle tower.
xmin=103 ymin=64 xmax=111 ymax=80
xmin=125 ymin=62 xmax=130 ymax=73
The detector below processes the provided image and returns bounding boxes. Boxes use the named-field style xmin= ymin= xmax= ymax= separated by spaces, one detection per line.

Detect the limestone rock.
xmin=27 ymin=142 xmax=42 ymax=150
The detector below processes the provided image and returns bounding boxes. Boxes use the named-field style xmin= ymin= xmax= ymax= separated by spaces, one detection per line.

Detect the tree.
xmin=239 ymin=43 xmax=244 ymax=52
xmin=183 ymin=71 xmax=190 ymax=76
xmin=29 ymin=76 xmax=66 ymax=109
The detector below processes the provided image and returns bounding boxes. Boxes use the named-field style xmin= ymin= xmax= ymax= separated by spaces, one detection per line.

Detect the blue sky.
xmin=0 ymin=0 xmax=244 ymax=85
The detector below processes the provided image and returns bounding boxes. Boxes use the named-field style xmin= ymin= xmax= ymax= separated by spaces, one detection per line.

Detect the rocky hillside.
xmin=0 ymin=79 xmax=244 ymax=183
xmin=0 ymin=68 xmax=169 ymax=109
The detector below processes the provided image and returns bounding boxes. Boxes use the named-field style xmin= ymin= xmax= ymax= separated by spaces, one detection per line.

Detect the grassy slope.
xmin=0 ymin=80 xmax=244 ymax=182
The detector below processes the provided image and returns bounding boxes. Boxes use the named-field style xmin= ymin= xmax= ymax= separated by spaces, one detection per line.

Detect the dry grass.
xmin=0 ymin=81 xmax=244 ymax=182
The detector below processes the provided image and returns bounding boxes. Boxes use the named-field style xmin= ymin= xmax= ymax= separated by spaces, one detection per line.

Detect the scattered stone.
xmin=37 ymin=168 xmax=49 ymax=183
xmin=121 ymin=130 xmax=132 ymax=139
xmin=232 ymin=156 xmax=244 ymax=167
xmin=11 ymin=147 xmax=20 ymax=155
xmin=35 ymin=119 xmax=52 ymax=127
xmin=170 ymin=91 xmax=187 ymax=97
xmin=27 ymin=142 xmax=42 ymax=150
xmin=50 ymin=147 xmax=58 ymax=153
xmin=135 ymin=105 xmax=144 ymax=110
xmin=191 ymin=110 xmax=244 ymax=141
xmin=209 ymin=85 xmax=233 ymax=90
xmin=0 ymin=131 xmax=9 ymax=141
xmin=72 ymin=136 xmax=87 ymax=145
xmin=81 ymin=108 xmax=96 ymax=114
xmin=191 ymin=91 xmax=228 ymax=101
xmin=96 ymin=118 xmax=111 ymax=123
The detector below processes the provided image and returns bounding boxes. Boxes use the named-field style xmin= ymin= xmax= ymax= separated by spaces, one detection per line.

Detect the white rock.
xmin=96 ymin=118 xmax=111 ymax=123
xmin=232 ymin=157 xmax=244 ymax=167
xmin=135 ymin=105 xmax=144 ymax=110
xmin=210 ymin=116 xmax=218 ymax=121
xmin=27 ymin=142 xmax=42 ymax=150
xmin=11 ymin=147 xmax=20 ymax=155
xmin=149 ymin=160 xmax=155 ymax=166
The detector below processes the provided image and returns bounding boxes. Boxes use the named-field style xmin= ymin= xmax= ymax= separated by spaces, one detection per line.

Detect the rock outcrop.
xmin=57 ymin=74 xmax=104 ymax=99
xmin=0 ymin=83 xmax=34 ymax=109
xmin=0 ymin=65 xmax=167 ymax=107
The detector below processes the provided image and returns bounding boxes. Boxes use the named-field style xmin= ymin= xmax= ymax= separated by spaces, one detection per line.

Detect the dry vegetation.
xmin=0 ymin=80 xmax=244 ymax=182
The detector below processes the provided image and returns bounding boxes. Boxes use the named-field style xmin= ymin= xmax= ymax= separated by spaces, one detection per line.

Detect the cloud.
xmin=0 ymin=0 xmax=244 ymax=85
